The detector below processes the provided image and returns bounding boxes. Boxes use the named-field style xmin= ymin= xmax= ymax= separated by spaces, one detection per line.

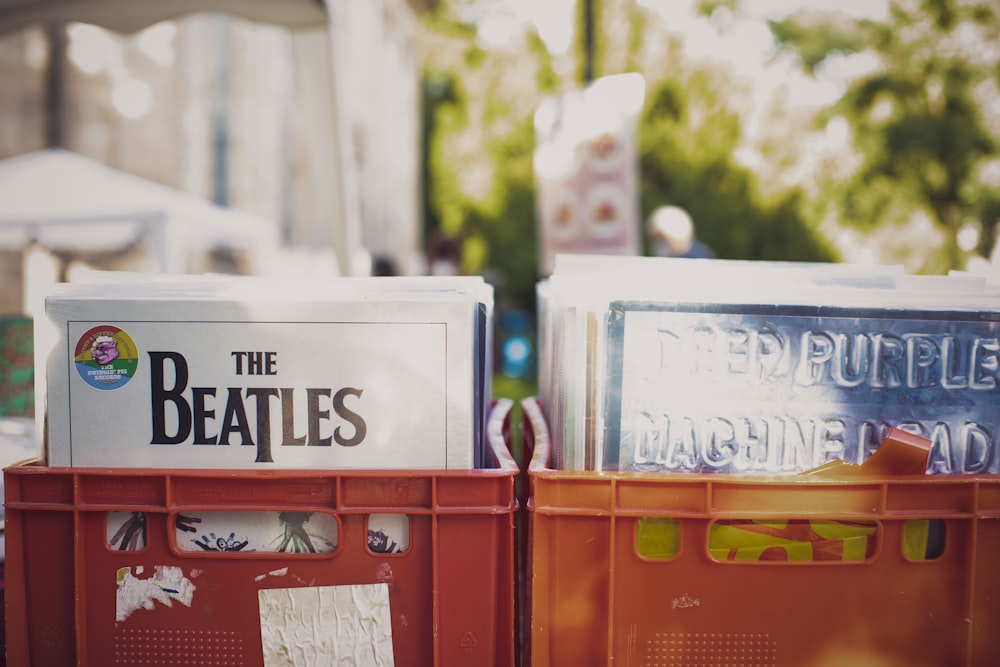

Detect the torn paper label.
xmin=258 ymin=583 xmax=394 ymax=667
xmin=116 ymin=565 xmax=195 ymax=622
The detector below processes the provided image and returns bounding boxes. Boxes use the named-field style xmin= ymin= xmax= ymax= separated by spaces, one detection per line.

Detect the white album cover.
xmin=43 ymin=276 xmax=489 ymax=469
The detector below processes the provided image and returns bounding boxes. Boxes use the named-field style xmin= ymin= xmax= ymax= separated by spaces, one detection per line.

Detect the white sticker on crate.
xmin=258 ymin=584 xmax=394 ymax=667
xmin=115 ymin=565 xmax=195 ymax=622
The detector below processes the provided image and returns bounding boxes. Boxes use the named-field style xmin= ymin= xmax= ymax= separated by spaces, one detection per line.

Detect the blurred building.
xmin=0 ymin=0 xmax=430 ymax=315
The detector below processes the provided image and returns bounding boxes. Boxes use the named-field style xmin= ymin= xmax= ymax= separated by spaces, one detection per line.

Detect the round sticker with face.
xmin=74 ymin=325 xmax=139 ymax=390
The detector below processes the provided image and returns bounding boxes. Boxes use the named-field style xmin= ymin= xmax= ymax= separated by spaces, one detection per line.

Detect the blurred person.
xmin=426 ymin=233 xmax=463 ymax=276
xmin=647 ymin=205 xmax=715 ymax=259
xmin=371 ymin=254 xmax=399 ymax=277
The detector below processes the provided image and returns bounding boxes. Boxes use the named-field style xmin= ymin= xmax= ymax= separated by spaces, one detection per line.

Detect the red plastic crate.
xmin=519 ymin=397 xmax=1000 ymax=667
xmin=4 ymin=405 xmax=518 ymax=667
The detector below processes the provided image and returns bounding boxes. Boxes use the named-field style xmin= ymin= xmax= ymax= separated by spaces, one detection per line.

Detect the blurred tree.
xmin=421 ymin=68 xmax=468 ymax=243
xmin=419 ymin=0 xmax=840 ymax=315
xmin=627 ymin=2 xmax=833 ymax=260
xmin=465 ymin=114 xmax=540 ymax=311
xmin=419 ymin=10 xmax=552 ymax=314
xmin=639 ymin=65 xmax=838 ymax=262
xmin=769 ymin=0 xmax=1000 ymax=272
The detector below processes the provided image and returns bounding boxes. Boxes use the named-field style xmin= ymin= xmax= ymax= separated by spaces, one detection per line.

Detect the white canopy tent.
xmin=0 ymin=147 xmax=288 ymax=453
xmin=0 ymin=148 xmax=281 ymax=277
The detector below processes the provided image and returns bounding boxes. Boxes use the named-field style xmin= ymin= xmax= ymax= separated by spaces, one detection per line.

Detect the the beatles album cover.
xmin=43 ymin=276 xmax=491 ymax=469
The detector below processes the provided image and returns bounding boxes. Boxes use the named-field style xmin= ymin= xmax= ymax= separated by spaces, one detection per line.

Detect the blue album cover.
xmin=604 ymin=301 xmax=1000 ymax=474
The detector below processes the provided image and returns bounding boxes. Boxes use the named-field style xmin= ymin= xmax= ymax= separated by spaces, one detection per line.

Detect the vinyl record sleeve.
xmin=605 ymin=301 xmax=1000 ymax=474
xmin=45 ymin=281 xmax=484 ymax=470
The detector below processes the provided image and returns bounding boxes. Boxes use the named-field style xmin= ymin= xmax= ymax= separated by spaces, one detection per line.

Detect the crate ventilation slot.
xmin=114 ymin=628 xmax=245 ymax=666
xmin=644 ymin=632 xmax=777 ymax=667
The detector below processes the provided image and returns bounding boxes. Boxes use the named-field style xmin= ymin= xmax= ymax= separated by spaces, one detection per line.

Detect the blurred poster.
xmin=534 ymin=74 xmax=645 ymax=275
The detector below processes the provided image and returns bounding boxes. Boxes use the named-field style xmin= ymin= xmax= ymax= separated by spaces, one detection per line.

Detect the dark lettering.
xmin=280 ymin=388 xmax=306 ymax=445
xmin=149 ymin=352 xmax=191 ymax=444
xmin=192 ymin=387 xmax=217 ymax=445
xmin=219 ymin=387 xmax=254 ymax=446
xmin=306 ymin=388 xmax=332 ymax=446
xmin=232 ymin=351 xmax=278 ymax=376
xmin=247 ymin=352 xmax=263 ymax=375
xmin=246 ymin=388 xmax=280 ymax=463
xmin=333 ymin=387 xmax=366 ymax=447
xmin=231 ymin=351 xmax=246 ymax=374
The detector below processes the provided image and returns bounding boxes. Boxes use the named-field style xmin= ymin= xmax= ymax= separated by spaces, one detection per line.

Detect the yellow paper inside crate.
xmin=642 ymin=430 xmax=937 ymax=563
xmin=708 ymin=520 xmax=878 ymax=562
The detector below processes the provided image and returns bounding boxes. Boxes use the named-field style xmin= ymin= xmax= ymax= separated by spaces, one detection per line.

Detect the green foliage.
xmin=420 ymin=60 xmax=539 ymax=310
xmin=420 ymin=1 xmax=849 ymax=318
xmin=836 ymin=171 xmax=910 ymax=231
xmin=695 ymin=0 xmax=737 ymax=17
xmin=484 ymin=96 xmax=512 ymax=127
xmin=923 ymin=0 xmax=958 ymax=30
xmin=639 ymin=76 xmax=838 ymax=262
xmin=777 ymin=0 xmax=1000 ymax=271
xmin=768 ymin=18 xmax=866 ymax=73
xmin=527 ymin=32 xmax=559 ymax=94
xmin=466 ymin=116 xmax=540 ymax=310
xmin=422 ymin=2 xmax=477 ymax=38
xmin=626 ymin=10 xmax=647 ymax=73
xmin=421 ymin=69 xmax=471 ymax=239
xmin=463 ymin=44 xmax=487 ymax=68
xmin=492 ymin=374 xmax=538 ymax=402
xmin=968 ymin=180 xmax=1000 ymax=257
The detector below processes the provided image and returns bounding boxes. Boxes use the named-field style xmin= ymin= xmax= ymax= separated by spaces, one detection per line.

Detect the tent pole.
xmin=212 ymin=16 xmax=232 ymax=206
xmin=45 ymin=21 xmax=67 ymax=148
xmin=583 ymin=0 xmax=594 ymax=83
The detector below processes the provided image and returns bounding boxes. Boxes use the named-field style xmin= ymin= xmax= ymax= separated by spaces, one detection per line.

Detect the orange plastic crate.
xmin=4 ymin=405 xmax=519 ymax=667
xmin=520 ymin=397 xmax=1000 ymax=667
